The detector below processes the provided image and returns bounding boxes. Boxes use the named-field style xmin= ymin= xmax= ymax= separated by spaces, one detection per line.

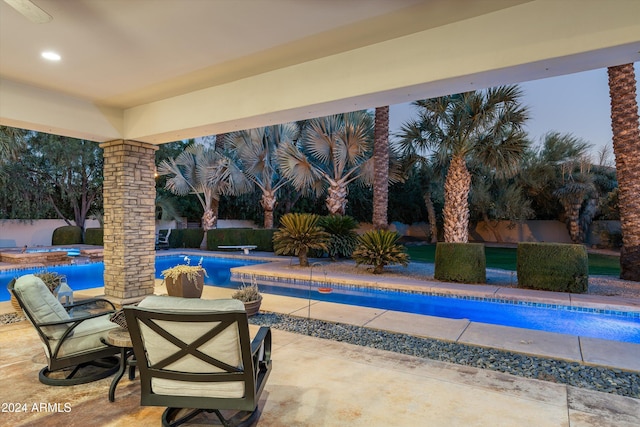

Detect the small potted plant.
xmin=161 ymin=256 xmax=207 ymax=298
xmin=232 ymin=277 xmax=262 ymax=316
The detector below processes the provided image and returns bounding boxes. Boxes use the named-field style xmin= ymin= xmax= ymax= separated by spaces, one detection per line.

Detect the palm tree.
xmin=608 ymin=63 xmax=640 ymax=281
xmin=397 ymin=121 xmax=443 ymax=243
xmin=399 ymin=86 xmax=529 ymax=243
xmin=372 ymin=106 xmax=390 ymax=230
xmin=519 ymin=132 xmax=618 ymax=243
xmin=157 ymin=144 xmax=251 ymax=249
xmin=227 ymin=123 xmax=299 ymax=228
xmin=552 ymin=163 xmax=596 ymax=243
xmin=279 ymin=111 xmax=403 ymax=216
xmin=278 ymin=112 xmax=373 ymax=215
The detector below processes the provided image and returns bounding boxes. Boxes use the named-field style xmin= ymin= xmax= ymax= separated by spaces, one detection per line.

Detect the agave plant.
xmin=319 ymin=215 xmax=359 ymax=259
xmin=352 ymin=230 xmax=409 ymax=274
xmin=273 ymin=213 xmax=329 ymax=267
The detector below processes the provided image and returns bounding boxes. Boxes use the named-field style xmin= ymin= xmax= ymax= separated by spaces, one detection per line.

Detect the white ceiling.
xmin=1 ymin=0 xmax=639 ymax=143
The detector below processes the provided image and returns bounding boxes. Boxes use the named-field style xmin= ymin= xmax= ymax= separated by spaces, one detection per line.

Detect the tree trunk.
xmin=423 ymin=190 xmax=438 ymax=243
xmin=326 ymin=179 xmax=347 ymax=215
xmin=215 ymin=133 xmax=227 ymax=151
xmin=443 ymin=155 xmax=471 ymax=243
xmin=373 ymin=106 xmax=389 ymax=230
xmin=567 ymin=202 xmax=581 ymax=243
xmin=200 ymin=201 xmax=218 ymax=249
xmin=608 ymin=64 xmax=640 ymax=281
xmin=298 ymin=247 xmax=309 ymax=267
xmin=260 ymin=189 xmax=277 ymax=229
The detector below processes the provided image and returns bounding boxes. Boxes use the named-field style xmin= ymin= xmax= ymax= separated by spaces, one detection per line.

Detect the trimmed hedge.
xmin=84 ymin=228 xmax=103 ymax=245
xmin=168 ymin=229 xmax=204 ymax=249
xmin=434 ymin=242 xmax=486 ymax=284
xmin=517 ymin=242 xmax=588 ymax=293
xmin=207 ymin=228 xmax=276 ymax=252
xmin=52 ymin=225 xmax=83 ymax=245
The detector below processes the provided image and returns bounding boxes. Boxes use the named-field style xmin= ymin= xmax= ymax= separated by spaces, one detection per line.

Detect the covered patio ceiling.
xmin=1 ymin=0 xmax=639 ymax=145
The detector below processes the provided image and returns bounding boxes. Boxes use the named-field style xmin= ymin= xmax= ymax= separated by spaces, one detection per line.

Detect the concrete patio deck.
xmin=1 ymin=252 xmax=639 ymax=426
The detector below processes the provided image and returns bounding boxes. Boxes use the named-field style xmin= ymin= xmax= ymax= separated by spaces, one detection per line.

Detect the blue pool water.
xmin=0 ymin=256 xmax=259 ymax=302
xmin=2 ymin=255 xmax=639 ymax=344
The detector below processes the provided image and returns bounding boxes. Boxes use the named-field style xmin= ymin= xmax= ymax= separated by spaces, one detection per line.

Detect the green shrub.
xmin=84 ymin=228 xmax=103 ymax=245
xmin=273 ymin=213 xmax=329 ymax=266
xmin=206 ymin=228 xmax=270 ymax=250
xmin=319 ymin=215 xmax=359 ymax=259
xmin=517 ymin=242 xmax=588 ymax=293
xmin=252 ymin=229 xmax=275 ymax=252
xmin=352 ymin=229 xmax=409 ymax=274
xmin=434 ymin=242 xmax=486 ymax=283
xmin=52 ymin=226 xmax=82 ymax=245
xmin=169 ymin=229 xmax=204 ymax=248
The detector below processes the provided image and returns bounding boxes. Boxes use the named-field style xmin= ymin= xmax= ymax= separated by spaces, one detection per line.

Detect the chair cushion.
xmin=48 ymin=315 xmax=119 ymax=358
xmin=14 ymin=274 xmax=70 ymax=339
xmin=136 ymin=296 xmax=247 ymax=398
xmin=137 ymin=295 xmax=245 ymax=312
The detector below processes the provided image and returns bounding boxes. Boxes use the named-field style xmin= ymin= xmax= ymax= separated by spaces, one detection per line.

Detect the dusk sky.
xmin=388 ymin=62 xmax=640 ymax=160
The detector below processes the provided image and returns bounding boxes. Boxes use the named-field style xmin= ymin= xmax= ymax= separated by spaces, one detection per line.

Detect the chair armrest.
xmin=66 ymin=298 xmax=116 ymax=310
xmin=38 ymin=310 xmax=115 ymax=327
xmin=250 ymin=326 xmax=271 ymax=357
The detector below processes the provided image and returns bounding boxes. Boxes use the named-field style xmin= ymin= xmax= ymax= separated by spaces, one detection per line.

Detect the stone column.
xmin=100 ymin=140 xmax=158 ymax=305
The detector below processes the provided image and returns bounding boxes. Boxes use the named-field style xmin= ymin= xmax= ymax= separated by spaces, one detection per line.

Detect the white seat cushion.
xmin=14 ymin=274 xmax=70 ymax=339
xmin=48 ymin=315 xmax=119 ymax=358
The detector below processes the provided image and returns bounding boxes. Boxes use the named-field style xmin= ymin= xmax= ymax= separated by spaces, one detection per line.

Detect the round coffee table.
xmin=104 ymin=328 xmax=136 ymax=402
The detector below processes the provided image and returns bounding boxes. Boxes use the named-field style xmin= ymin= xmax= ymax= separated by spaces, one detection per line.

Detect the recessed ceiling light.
xmin=41 ymin=51 xmax=61 ymax=61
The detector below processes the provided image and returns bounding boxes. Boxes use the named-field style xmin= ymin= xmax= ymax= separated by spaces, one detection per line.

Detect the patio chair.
xmin=124 ymin=295 xmax=272 ymax=427
xmin=9 ymin=274 xmax=120 ymax=386
xmin=155 ymin=229 xmax=171 ymax=250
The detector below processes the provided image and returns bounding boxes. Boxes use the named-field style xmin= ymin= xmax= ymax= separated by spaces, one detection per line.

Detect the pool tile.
xmin=458 ymin=322 xmax=582 ymax=362
xmin=495 ymin=287 xmax=571 ymax=305
xmin=579 ymin=337 xmax=640 ymax=372
xmin=427 ymin=282 xmax=500 ymax=298
xmin=364 ymin=311 xmax=470 ymax=341
xmin=570 ymin=293 xmax=640 ymax=313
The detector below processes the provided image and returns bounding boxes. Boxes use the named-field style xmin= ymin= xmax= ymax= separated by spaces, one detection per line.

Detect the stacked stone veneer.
xmin=100 ymin=140 xmax=158 ymax=302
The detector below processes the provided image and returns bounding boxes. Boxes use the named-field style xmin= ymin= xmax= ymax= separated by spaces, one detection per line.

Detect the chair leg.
xmin=38 ymin=357 xmax=120 ymax=386
xmin=162 ymin=407 xmax=259 ymax=427
xmin=162 ymin=408 xmax=205 ymax=427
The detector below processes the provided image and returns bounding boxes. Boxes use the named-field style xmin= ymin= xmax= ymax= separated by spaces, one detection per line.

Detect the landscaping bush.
xmin=252 ymin=229 xmax=275 ymax=252
xmin=170 ymin=229 xmax=204 ymax=248
xmin=52 ymin=225 xmax=82 ymax=245
xmin=434 ymin=242 xmax=486 ymax=283
xmin=517 ymin=242 xmax=588 ymax=293
xmin=205 ymin=228 xmax=275 ymax=251
xmin=319 ymin=215 xmax=359 ymax=259
xmin=273 ymin=213 xmax=329 ymax=266
xmin=84 ymin=228 xmax=103 ymax=245
xmin=352 ymin=229 xmax=409 ymax=274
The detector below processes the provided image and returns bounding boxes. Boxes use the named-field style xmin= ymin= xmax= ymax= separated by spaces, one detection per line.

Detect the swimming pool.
xmin=2 ymin=255 xmax=639 ymax=344
xmin=0 ymin=255 xmax=261 ymax=302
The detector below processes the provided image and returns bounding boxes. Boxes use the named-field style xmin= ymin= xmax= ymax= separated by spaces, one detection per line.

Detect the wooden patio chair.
xmin=124 ymin=295 xmax=272 ymax=427
xmin=9 ymin=274 xmax=120 ymax=386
